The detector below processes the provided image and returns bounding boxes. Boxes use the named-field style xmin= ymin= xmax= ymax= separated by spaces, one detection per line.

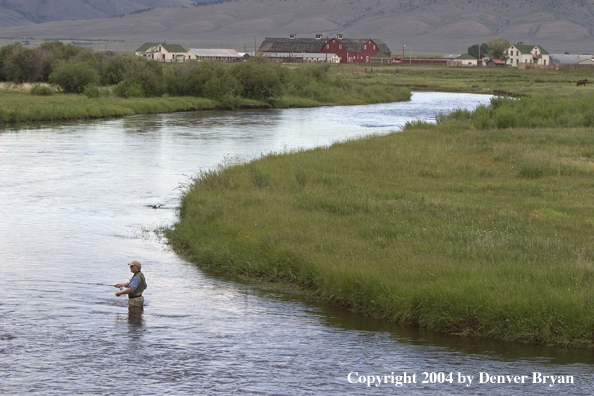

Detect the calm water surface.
xmin=1 ymin=93 xmax=593 ymax=395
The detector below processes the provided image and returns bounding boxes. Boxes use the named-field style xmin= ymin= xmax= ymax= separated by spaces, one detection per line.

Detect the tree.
xmin=49 ymin=60 xmax=100 ymax=93
xmin=3 ymin=44 xmax=42 ymax=83
xmin=486 ymin=37 xmax=510 ymax=61
xmin=467 ymin=43 xmax=489 ymax=59
xmin=231 ymin=58 xmax=284 ymax=100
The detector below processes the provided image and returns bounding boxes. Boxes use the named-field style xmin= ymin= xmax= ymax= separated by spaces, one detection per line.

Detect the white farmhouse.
xmin=135 ymin=42 xmax=190 ymax=62
xmin=506 ymin=43 xmax=550 ymax=67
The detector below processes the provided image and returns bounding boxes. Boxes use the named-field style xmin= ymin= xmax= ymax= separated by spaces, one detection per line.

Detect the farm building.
xmin=447 ymin=53 xmax=478 ymax=67
xmin=486 ymin=59 xmax=506 ymax=67
xmin=135 ymin=42 xmax=189 ymax=62
xmin=245 ymin=52 xmax=340 ymax=63
xmin=506 ymin=43 xmax=550 ymax=67
xmin=258 ymin=34 xmax=391 ymax=64
xmin=188 ymin=49 xmax=243 ymax=62
xmin=549 ymin=54 xmax=593 ymax=65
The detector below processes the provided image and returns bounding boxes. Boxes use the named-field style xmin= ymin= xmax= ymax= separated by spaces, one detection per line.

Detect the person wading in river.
xmin=114 ymin=260 xmax=147 ymax=307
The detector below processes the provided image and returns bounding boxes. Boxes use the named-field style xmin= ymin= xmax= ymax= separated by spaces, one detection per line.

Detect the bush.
xmin=113 ymin=80 xmax=145 ymax=98
xmin=83 ymin=83 xmax=109 ymax=98
xmin=48 ymin=60 xmax=100 ymax=93
xmin=231 ymin=59 xmax=284 ymax=100
xmin=29 ymin=84 xmax=53 ymax=96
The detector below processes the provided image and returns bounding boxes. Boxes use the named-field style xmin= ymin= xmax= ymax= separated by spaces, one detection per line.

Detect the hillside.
xmin=0 ymin=0 xmax=201 ymax=26
xmin=0 ymin=0 xmax=594 ymax=54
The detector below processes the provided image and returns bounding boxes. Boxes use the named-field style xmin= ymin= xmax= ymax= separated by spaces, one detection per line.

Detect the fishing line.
xmin=3 ymin=279 xmax=118 ymax=287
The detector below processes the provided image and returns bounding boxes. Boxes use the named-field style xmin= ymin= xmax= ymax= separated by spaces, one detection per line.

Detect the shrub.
xmin=29 ymin=84 xmax=53 ymax=96
xmin=113 ymin=80 xmax=145 ymax=98
xmin=231 ymin=59 xmax=284 ymax=100
xmin=48 ymin=60 xmax=100 ymax=93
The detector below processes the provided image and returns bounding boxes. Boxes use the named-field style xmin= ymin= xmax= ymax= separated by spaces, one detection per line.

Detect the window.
xmin=373 ymin=45 xmax=376 ymax=50
xmin=339 ymin=44 xmax=342 ymax=49
xmin=326 ymin=44 xmax=329 ymax=49
xmin=364 ymin=45 xmax=367 ymax=50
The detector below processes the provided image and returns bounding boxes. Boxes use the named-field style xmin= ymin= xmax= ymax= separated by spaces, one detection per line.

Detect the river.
xmin=1 ymin=92 xmax=592 ymax=395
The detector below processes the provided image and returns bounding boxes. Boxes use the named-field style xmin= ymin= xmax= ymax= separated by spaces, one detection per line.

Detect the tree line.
xmin=467 ymin=37 xmax=510 ymax=60
xmin=0 ymin=41 xmax=341 ymax=104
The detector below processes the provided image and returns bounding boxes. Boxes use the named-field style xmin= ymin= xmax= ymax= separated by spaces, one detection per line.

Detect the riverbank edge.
xmin=0 ymin=87 xmax=413 ymax=126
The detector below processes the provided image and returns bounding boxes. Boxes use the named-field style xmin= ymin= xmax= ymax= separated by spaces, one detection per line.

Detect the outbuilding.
xmin=486 ymin=59 xmax=506 ymax=67
xmin=188 ymin=49 xmax=243 ymax=62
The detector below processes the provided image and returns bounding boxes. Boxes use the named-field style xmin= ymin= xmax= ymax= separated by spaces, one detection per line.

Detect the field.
xmin=165 ymin=68 xmax=594 ymax=348
xmin=331 ymin=64 xmax=594 ymax=97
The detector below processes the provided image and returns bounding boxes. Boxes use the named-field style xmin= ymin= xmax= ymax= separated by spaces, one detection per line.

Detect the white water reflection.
xmin=1 ymin=93 xmax=592 ymax=395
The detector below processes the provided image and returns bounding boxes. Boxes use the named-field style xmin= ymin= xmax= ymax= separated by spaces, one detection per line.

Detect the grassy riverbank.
xmin=166 ymin=93 xmax=594 ymax=348
xmin=0 ymin=78 xmax=410 ymax=124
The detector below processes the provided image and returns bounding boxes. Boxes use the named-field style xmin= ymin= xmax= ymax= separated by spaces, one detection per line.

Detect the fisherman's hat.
xmin=128 ymin=260 xmax=142 ymax=269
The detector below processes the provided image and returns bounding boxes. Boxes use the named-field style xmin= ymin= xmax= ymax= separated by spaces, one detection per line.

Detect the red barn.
xmin=259 ymin=34 xmax=391 ymax=64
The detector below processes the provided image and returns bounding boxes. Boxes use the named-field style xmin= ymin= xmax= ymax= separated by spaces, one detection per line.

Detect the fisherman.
xmin=114 ymin=260 xmax=147 ymax=307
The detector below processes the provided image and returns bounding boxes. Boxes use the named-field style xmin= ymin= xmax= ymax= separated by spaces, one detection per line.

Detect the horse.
xmin=577 ymin=79 xmax=588 ymax=87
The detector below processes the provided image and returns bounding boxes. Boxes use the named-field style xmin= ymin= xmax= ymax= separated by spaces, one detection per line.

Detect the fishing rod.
xmin=3 ymin=279 xmax=123 ymax=289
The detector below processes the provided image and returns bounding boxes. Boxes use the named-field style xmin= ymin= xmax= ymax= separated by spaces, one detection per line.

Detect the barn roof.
xmin=259 ymin=37 xmax=391 ymax=55
xmin=259 ymin=38 xmax=325 ymax=53
xmin=338 ymin=39 xmax=391 ymax=55
xmin=456 ymin=53 xmax=477 ymax=60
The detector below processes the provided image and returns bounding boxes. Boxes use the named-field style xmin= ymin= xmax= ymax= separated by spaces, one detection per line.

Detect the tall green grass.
xmin=0 ymin=90 xmax=219 ymax=123
xmin=441 ymin=94 xmax=594 ymax=129
xmin=167 ymin=100 xmax=594 ymax=347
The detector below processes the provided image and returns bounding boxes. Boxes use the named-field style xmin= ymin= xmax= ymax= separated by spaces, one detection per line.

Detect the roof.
xmin=456 ymin=53 xmax=477 ymax=60
xmin=160 ymin=43 xmax=187 ymax=53
xmin=136 ymin=42 xmax=187 ymax=53
xmin=136 ymin=42 xmax=160 ymax=52
xmin=549 ymin=53 xmax=593 ymax=65
xmin=511 ymin=44 xmax=549 ymax=55
xmin=189 ymin=49 xmax=242 ymax=57
xmin=259 ymin=37 xmax=391 ymax=55
xmin=442 ymin=54 xmax=461 ymax=59
xmin=259 ymin=38 xmax=325 ymax=53
xmin=337 ymin=38 xmax=391 ymax=55
xmin=488 ymin=59 xmax=506 ymax=64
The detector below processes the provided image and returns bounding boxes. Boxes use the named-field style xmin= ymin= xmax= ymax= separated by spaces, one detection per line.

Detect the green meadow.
xmin=166 ymin=92 xmax=594 ymax=348
xmin=331 ymin=64 xmax=594 ymax=97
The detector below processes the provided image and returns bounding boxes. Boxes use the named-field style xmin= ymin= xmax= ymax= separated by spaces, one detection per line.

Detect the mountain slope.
xmin=0 ymin=0 xmax=200 ymax=26
xmin=0 ymin=0 xmax=593 ymax=53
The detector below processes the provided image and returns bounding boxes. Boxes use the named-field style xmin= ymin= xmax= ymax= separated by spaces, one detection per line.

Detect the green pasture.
xmin=331 ymin=65 xmax=594 ymax=97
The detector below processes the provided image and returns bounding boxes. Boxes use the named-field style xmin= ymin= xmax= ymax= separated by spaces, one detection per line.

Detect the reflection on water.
xmin=1 ymin=93 xmax=593 ymax=395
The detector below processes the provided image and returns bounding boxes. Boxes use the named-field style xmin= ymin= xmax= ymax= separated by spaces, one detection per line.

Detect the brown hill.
xmin=0 ymin=0 xmax=196 ymax=26
xmin=0 ymin=0 xmax=593 ymax=54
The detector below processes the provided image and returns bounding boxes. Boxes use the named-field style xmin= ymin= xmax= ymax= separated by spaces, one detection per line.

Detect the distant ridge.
xmin=0 ymin=0 xmax=593 ymax=53
xmin=0 ymin=0 xmax=205 ymax=26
